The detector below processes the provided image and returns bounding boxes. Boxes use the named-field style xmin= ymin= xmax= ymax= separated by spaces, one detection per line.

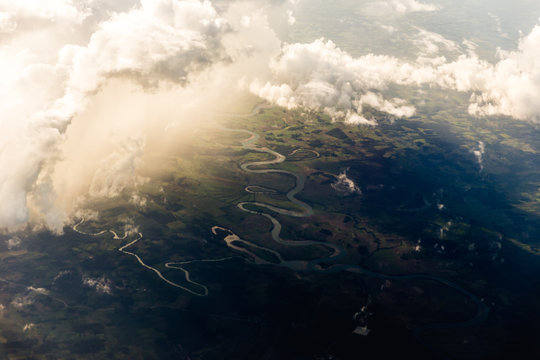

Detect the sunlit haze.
xmin=0 ymin=1 xmax=539 ymax=359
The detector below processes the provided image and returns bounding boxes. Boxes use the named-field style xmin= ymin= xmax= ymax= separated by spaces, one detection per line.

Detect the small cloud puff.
xmin=6 ymin=236 xmax=21 ymax=250
xmin=82 ymin=275 xmax=113 ymax=295
xmin=332 ymin=170 xmax=362 ymax=196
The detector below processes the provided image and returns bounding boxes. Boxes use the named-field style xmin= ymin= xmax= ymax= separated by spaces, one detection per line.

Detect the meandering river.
xmin=73 ymin=103 xmax=489 ymax=341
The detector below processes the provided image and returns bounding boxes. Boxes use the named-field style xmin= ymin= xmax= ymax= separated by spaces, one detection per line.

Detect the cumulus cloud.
xmin=286 ymin=9 xmax=296 ymax=25
xmin=250 ymin=39 xmax=418 ymax=124
xmin=252 ymin=22 xmax=540 ymax=125
xmin=11 ymin=295 xmax=34 ymax=309
xmin=331 ymin=170 xmax=362 ymax=196
xmin=88 ymin=138 xmax=145 ymax=198
xmin=446 ymin=25 xmax=540 ymax=121
xmin=0 ymin=0 xmax=229 ymax=231
xmin=426 ymin=26 xmax=540 ymax=121
xmin=11 ymin=286 xmax=49 ymax=309
xmin=27 ymin=286 xmax=50 ymax=295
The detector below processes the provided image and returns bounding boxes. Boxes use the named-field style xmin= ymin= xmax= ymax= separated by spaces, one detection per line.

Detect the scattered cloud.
xmin=23 ymin=323 xmax=35 ymax=332
xmin=11 ymin=294 xmax=34 ymax=309
xmin=286 ymin=9 xmax=296 ymax=25
xmin=6 ymin=236 xmax=22 ymax=250
xmin=129 ymin=193 xmax=148 ymax=208
xmin=82 ymin=275 xmax=113 ymax=295
xmin=331 ymin=170 xmax=362 ymax=196
xmin=413 ymin=27 xmax=459 ymax=56
xmin=472 ymin=141 xmax=486 ymax=172
xmin=52 ymin=270 xmax=72 ymax=284
xmin=488 ymin=12 xmax=510 ymax=39
xmin=27 ymin=286 xmax=50 ymax=296
xmin=11 ymin=286 xmax=52 ymax=310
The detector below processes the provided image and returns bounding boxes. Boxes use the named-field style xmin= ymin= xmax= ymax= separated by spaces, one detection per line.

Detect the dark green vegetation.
xmin=0 ymin=99 xmax=539 ymax=359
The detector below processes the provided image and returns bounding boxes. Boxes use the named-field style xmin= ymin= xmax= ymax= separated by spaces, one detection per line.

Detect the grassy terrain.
xmin=0 ymin=95 xmax=539 ymax=359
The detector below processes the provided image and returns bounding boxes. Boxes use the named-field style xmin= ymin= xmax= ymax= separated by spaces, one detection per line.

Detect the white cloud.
xmin=488 ymin=12 xmax=509 ymax=39
xmin=0 ymin=0 xmax=229 ymax=231
xmin=0 ymin=0 xmax=89 ymax=22
xmin=286 ymin=9 xmax=296 ymax=25
xmin=363 ymin=0 xmax=439 ymax=16
xmin=27 ymin=286 xmax=50 ymax=295
xmin=436 ymin=24 xmax=540 ymax=121
xmin=380 ymin=24 xmax=397 ymax=33
xmin=413 ymin=27 xmax=459 ymax=56
xmin=0 ymin=11 xmax=16 ymax=32
xmin=23 ymin=323 xmax=35 ymax=332
xmin=11 ymin=295 xmax=34 ymax=309
xmin=253 ymin=22 xmax=540 ymax=125
xmin=88 ymin=137 xmax=145 ymax=198
xmin=82 ymin=275 xmax=113 ymax=295
xmin=6 ymin=236 xmax=21 ymax=250
xmin=332 ymin=170 xmax=362 ymax=196
xmin=11 ymin=286 xmax=51 ymax=310
xmin=345 ymin=113 xmax=378 ymax=126
xmin=240 ymin=15 xmax=251 ymax=27
xmin=129 ymin=193 xmax=148 ymax=208
xmin=472 ymin=141 xmax=485 ymax=172
xmin=250 ymin=39 xmax=419 ymax=125
xmin=52 ymin=270 xmax=72 ymax=284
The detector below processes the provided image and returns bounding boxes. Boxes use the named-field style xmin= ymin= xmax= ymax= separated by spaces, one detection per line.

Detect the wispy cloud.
xmin=362 ymin=0 xmax=439 ymax=16
xmin=472 ymin=141 xmax=486 ymax=172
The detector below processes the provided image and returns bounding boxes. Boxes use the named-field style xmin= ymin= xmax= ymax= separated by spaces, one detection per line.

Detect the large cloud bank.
xmin=250 ymin=39 xmax=418 ymax=125
xmin=252 ymin=23 xmax=540 ymax=125
xmin=0 ymin=0 xmax=230 ymax=231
